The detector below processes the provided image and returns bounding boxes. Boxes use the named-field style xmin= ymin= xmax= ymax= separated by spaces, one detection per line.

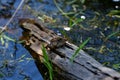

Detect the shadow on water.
xmin=0 ymin=0 xmax=120 ymax=79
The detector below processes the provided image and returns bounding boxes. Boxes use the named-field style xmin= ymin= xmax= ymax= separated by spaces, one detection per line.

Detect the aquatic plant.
xmin=42 ymin=45 xmax=53 ymax=80
xmin=104 ymin=31 xmax=120 ymax=41
xmin=70 ymin=37 xmax=91 ymax=62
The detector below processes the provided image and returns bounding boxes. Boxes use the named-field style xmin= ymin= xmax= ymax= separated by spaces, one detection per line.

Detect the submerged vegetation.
xmin=0 ymin=30 xmax=33 ymax=79
xmin=0 ymin=0 xmax=120 ymax=79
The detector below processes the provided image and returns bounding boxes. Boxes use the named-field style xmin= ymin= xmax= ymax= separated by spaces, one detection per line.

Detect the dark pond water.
xmin=0 ymin=0 xmax=43 ymax=80
xmin=0 ymin=0 xmax=120 ymax=79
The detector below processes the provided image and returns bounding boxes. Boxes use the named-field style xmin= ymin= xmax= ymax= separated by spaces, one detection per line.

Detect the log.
xmin=19 ymin=18 xmax=120 ymax=80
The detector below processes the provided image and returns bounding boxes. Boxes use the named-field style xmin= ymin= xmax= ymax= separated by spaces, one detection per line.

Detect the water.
xmin=0 ymin=0 xmax=43 ymax=80
xmin=0 ymin=0 xmax=120 ymax=79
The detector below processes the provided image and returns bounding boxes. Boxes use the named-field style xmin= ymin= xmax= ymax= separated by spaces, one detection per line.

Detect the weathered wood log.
xmin=19 ymin=18 xmax=120 ymax=80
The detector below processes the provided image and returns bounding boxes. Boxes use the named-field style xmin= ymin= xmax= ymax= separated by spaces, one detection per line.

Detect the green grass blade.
xmin=0 ymin=33 xmax=4 ymax=45
xmin=3 ymin=35 xmax=16 ymax=42
xmin=104 ymin=31 xmax=120 ymax=41
xmin=17 ymin=40 xmax=25 ymax=43
xmin=70 ymin=37 xmax=91 ymax=62
xmin=42 ymin=45 xmax=53 ymax=80
xmin=0 ymin=37 xmax=4 ymax=45
xmin=71 ymin=18 xmax=83 ymax=27
xmin=42 ymin=45 xmax=49 ymax=62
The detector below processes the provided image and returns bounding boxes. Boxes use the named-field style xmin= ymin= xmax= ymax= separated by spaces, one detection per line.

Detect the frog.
xmin=19 ymin=18 xmax=66 ymax=49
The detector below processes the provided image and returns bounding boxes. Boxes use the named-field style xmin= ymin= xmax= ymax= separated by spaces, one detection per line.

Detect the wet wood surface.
xmin=19 ymin=18 xmax=120 ymax=80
